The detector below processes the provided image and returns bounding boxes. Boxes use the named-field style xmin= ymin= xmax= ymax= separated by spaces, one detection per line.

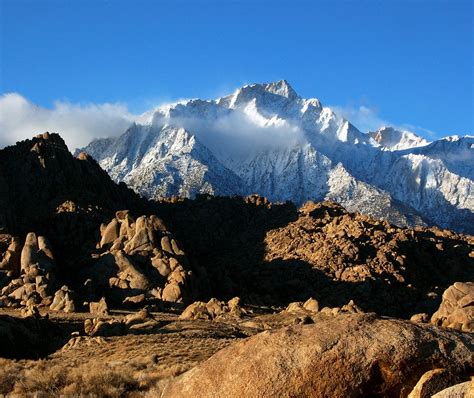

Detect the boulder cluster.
xmin=263 ymin=201 xmax=474 ymax=316
xmin=156 ymin=195 xmax=473 ymax=318
xmin=0 ymin=233 xmax=58 ymax=308
xmin=285 ymin=297 xmax=364 ymax=316
xmin=180 ymin=297 xmax=245 ymax=321
xmin=84 ymin=308 xmax=160 ymax=337
xmin=0 ymin=210 xmax=197 ymax=312
xmin=83 ymin=211 xmax=195 ymax=307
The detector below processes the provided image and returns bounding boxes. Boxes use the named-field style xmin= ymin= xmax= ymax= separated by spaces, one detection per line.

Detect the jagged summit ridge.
xmin=80 ymin=80 xmax=474 ymax=233
xmin=259 ymin=79 xmax=300 ymax=99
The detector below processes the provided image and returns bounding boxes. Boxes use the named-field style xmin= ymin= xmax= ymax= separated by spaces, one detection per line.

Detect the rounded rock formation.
xmin=162 ymin=313 xmax=474 ymax=397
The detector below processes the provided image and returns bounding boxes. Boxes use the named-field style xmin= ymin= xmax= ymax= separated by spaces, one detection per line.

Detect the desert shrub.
xmin=61 ymin=364 xmax=140 ymax=397
xmin=13 ymin=361 xmax=68 ymax=395
xmin=10 ymin=361 xmax=141 ymax=397
xmin=0 ymin=359 xmax=23 ymax=395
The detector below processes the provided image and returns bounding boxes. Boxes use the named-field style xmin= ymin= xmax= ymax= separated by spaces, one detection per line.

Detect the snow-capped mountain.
xmin=80 ymin=80 xmax=474 ymax=233
xmin=82 ymin=123 xmax=244 ymax=199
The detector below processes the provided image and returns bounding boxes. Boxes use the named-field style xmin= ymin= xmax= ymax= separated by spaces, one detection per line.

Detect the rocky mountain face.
xmin=80 ymin=80 xmax=474 ymax=233
xmin=368 ymin=126 xmax=429 ymax=150
xmin=0 ymin=132 xmax=152 ymax=234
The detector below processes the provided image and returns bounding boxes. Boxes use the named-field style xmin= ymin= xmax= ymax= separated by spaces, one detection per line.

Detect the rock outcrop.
xmin=0 ymin=232 xmax=57 ymax=308
xmin=89 ymin=297 xmax=108 ymax=316
xmin=180 ymin=297 xmax=245 ymax=321
xmin=84 ymin=212 xmax=196 ymax=306
xmin=0 ymin=134 xmax=473 ymax=320
xmin=0 ymin=134 xmax=199 ymax=309
xmin=84 ymin=308 xmax=160 ymax=336
xmin=431 ymin=282 xmax=474 ymax=333
xmin=158 ymin=197 xmax=473 ymax=318
xmin=162 ymin=313 xmax=474 ymax=398
xmin=49 ymin=285 xmax=76 ymax=313
xmin=0 ymin=234 xmax=21 ymax=275
xmin=0 ymin=133 xmax=154 ymax=296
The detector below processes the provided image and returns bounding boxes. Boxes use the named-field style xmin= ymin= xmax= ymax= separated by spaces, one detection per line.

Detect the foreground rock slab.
xmin=162 ymin=313 xmax=474 ymax=398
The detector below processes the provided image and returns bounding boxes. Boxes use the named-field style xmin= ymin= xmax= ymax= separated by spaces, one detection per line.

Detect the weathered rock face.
xmin=0 ymin=232 xmax=57 ymax=308
xmin=431 ymin=282 xmax=474 ymax=333
xmin=49 ymin=285 xmax=76 ymax=313
xmin=432 ymin=380 xmax=474 ymax=397
xmin=83 ymin=212 xmax=196 ymax=306
xmin=162 ymin=313 xmax=474 ymax=398
xmin=407 ymin=369 xmax=464 ymax=398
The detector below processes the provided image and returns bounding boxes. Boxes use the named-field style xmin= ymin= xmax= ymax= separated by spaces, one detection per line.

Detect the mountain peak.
xmin=259 ymin=79 xmax=299 ymax=99
xmin=216 ymin=80 xmax=299 ymax=109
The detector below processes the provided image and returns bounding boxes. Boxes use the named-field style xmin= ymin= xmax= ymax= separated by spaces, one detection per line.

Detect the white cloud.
xmin=0 ymin=93 xmax=138 ymax=151
xmin=0 ymin=92 xmax=437 ymax=155
xmin=330 ymin=104 xmax=436 ymax=140
xmin=151 ymin=104 xmax=307 ymax=157
xmin=330 ymin=105 xmax=389 ymax=133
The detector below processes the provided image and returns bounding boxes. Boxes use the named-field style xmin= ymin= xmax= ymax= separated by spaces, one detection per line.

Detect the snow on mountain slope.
xmin=80 ymin=80 xmax=473 ymax=233
xmin=325 ymin=164 xmax=427 ymax=227
xmin=405 ymin=135 xmax=474 ymax=180
xmin=368 ymin=126 xmax=429 ymax=151
xmin=83 ymin=123 xmax=245 ymax=199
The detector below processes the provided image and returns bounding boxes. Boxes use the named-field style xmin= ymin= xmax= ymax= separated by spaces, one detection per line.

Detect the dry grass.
xmin=0 ymin=314 xmax=245 ymax=397
xmin=0 ymin=359 xmax=23 ymax=395
xmin=5 ymin=361 xmax=140 ymax=397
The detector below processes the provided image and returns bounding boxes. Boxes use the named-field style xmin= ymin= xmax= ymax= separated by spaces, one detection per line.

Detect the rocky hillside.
xmin=157 ymin=196 xmax=474 ymax=318
xmin=0 ymin=134 xmax=473 ymax=320
xmin=0 ymin=133 xmax=153 ymax=267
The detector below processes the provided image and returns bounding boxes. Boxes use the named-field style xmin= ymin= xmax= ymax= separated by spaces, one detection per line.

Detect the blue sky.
xmin=0 ymin=0 xmax=473 ymax=143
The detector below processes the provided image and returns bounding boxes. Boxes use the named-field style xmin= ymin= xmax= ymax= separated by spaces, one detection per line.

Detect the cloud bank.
xmin=331 ymin=104 xmax=437 ymax=139
xmin=330 ymin=105 xmax=389 ymax=133
xmin=0 ymin=93 xmax=138 ymax=151
xmin=1 ymin=92 xmax=436 ymax=155
xmin=152 ymin=106 xmax=307 ymax=157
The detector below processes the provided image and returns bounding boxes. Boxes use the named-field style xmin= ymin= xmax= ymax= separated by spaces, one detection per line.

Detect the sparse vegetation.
xmin=0 ymin=316 xmax=238 ymax=397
